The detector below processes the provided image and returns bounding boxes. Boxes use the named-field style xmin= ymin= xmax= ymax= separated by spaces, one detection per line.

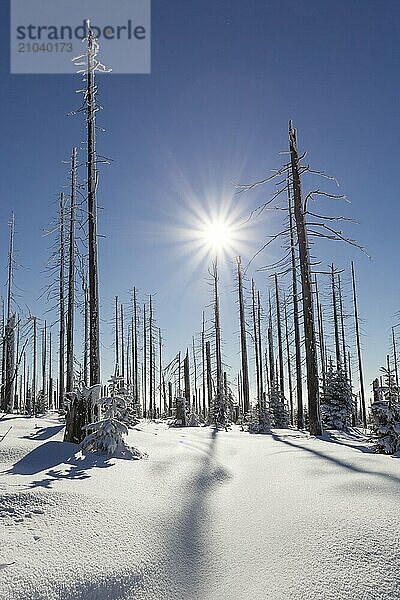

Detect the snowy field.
xmin=1 ymin=414 xmax=400 ymax=600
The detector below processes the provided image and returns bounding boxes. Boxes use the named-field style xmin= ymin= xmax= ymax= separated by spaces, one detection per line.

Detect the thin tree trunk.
xmin=59 ymin=193 xmax=66 ymax=410
xmin=257 ymin=291 xmax=264 ymax=408
xmin=284 ymin=298 xmax=294 ymax=426
xmin=120 ymin=304 xmax=125 ymax=381
xmin=331 ymin=264 xmax=341 ymax=369
xmin=351 ymin=261 xmax=367 ymax=428
xmin=338 ymin=275 xmax=348 ymax=379
xmin=32 ymin=316 xmax=37 ymax=414
xmin=149 ymin=295 xmax=153 ymax=418
xmin=275 ymin=274 xmax=285 ymax=396
xmin=143 ymin=302 xmax=147 ymax=418
xmin=212 ymin=259 xmax=224 ymax=424
xmin=288 ymin=185 xmax=303 ymax=429
xmin=115 ymin=296 xmax=119 ymax=375
xmin=202 ymin=311 xmax=206 ymax=418
xmin=133 ymin=287 xmax=138 ymax=407
xmin=268 ymin=296 xmax=275 ymax=389
xmin=48 ymin=330 xmax=53 ymax=410
xmin=184 ymin=349 xmax=190 ymax=417
xmin=393 ymin=328 xmax=399 ymax=387
xmin=42 ymin=321 xmax=47 ymax=409
xmin=192 ymin=336 xmax=198 ymax=413
xmin=66 ymin=147 xmax=76 ymax=393
xmin=237 ymin=257 xmax=250 ymax=415
xmin=314 ymin=276 xmax=326 ymax=397
xmin=252 ymin=279 xmax=260 ymax=406
xmin=159 ymin=328 xmax=162 ymax=417
xmin=206 ymin=340 xmax=212 ymax=416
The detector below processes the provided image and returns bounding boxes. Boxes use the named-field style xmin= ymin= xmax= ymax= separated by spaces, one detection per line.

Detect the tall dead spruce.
xmin=73 ymin=20 xmax=110 ymax=387
xmin=238 ymin=121 xmax=363 ymax=435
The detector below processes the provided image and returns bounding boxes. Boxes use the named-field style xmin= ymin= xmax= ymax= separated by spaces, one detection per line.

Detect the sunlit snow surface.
xmin=1 ymin=414 xmax=400 ymax=599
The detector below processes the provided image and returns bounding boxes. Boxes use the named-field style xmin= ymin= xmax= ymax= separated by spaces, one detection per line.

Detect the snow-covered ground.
xmin=1 ymin=414 xmax=400 ymax=599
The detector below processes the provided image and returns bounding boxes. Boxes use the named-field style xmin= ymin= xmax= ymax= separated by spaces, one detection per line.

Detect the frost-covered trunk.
xmin=66 ymin=147 xmax=76 ymax=393
xmin=87 ymin=27 xmax=101 ymax=387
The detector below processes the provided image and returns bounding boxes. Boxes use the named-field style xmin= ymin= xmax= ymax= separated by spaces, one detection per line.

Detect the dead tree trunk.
xmin=288 ymin=185 xmax=303 ymax=429
xmin=3 ymin=214 xmax=15 ymax=412
xmin=149 ymin=295 xmax=154 ymax=419
xmin=133 ymin=287 xmax=139 ymax=407
xmin=212 ymin=259 xmax=224 ymax=425
xmin=4 ymin=315 xmax=15 ymax=413
xmin=237 ymin=257 xmax=250 ymax=415
xmin=257 ymin=291 xmax=264 ymax=408
xmin=42 ymin=321 xmax=47 ymax=409
xmin=338 ymin=275 xmax=348 ymax=379
xmin=393 ymin=327 xmax=399 ymax=387
xmin=314 ymin=276 xmax=326 ymax=396
xmin=192 ymin=336 xmax=198 ymax=413
xmin=114 ymin=296 xmax=119 ymax=375
xmin=284 ymin=298 xmax=294 ymax=426
xmin=351 ymin=261 xmax=367 ymax=428
xmin=159 ymin=328 xmax=162 ymax=416
xmin=275 ymin=274 xmax=285 ymax=397
xmin=289 ymin=121 xmax=322 ymax=435
xmin=268 ymin=297 xmax=275 ymax=389
xmin=143 ymin=302 xmax=147 ymax=418
xmin=120 ymin=304 xmax=125 ymax=382
xmin=202 ymin=311 xmax=206 ymax=418
xmin=206 ymin=340 xmax=212 ymax=416
xmin=184 ymin=349 xmax=190 ymax=417
xmin=48 ymin=329 xmax=53 ymax=410
xmin=86 ymin=24 xmax=101 ymax=386
xmin=66 ymin=147 xmax=76 ymax=393
xmin=32 ymin=317 xmax=37 ymax=414
xmin=59 ymin=193 xmax=66 ymax=410
xmin=331 ymin=264 xmax=341 ymax=370
xmin=252 ymin=279 xmax=260 ymax=407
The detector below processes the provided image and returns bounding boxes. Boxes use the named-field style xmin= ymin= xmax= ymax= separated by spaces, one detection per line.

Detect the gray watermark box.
xmin=11 ymin=0 xmax=151 ymax=74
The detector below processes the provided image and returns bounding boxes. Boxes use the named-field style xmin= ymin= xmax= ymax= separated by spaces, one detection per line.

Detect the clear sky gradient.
xmin=0 ymin=0 xmax=399 ymax=396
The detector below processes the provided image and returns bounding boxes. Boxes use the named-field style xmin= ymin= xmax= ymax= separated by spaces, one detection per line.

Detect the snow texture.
xmin=1 ymin=414 xmax=400 ymax=599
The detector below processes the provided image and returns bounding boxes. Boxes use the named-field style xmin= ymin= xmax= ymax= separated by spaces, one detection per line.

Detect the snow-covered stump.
xmin=81 ymin=394 xmax=146 ymax=459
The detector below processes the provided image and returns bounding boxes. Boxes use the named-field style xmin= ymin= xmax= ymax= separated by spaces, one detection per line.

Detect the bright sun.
xmin=202 ymin=220 xmax=232 ymax=251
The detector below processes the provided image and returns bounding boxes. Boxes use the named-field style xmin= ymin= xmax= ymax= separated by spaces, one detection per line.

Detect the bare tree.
xmin=351 ymin=261 xmax=367 ymax=427
xmin=236 ymin=257 xmax=250 ymax=415
xmin=66 ymin=147 xmax=77 ymax=392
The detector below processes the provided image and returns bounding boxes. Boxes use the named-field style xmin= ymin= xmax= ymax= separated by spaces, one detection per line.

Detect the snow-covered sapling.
xmin=81 ymin=393 xmax=146 ymax=459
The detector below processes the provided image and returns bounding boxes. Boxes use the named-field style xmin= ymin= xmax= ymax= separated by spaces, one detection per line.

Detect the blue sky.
xmin=0 ymin=0 xmax=399 ymax=395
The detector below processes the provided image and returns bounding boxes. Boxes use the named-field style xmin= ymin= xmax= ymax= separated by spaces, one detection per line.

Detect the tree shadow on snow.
xmin=271 ymin=433 xmax=400 ymax=490
xmin=4 ymin=440 xmax=112 ymax=488
xmin=163 ymin=427 xmax=231 ymax=598
xmin=22 ymin=424 xmax=64 ymax=441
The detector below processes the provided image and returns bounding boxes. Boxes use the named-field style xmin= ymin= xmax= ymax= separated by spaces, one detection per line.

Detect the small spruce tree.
xmin=371 ymin=366 xmax=400 ymax=454
xmin=321 ymin=364 xmax=353 ymax=431
xmin=269 ymin=382 xmax=290 ymax=428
